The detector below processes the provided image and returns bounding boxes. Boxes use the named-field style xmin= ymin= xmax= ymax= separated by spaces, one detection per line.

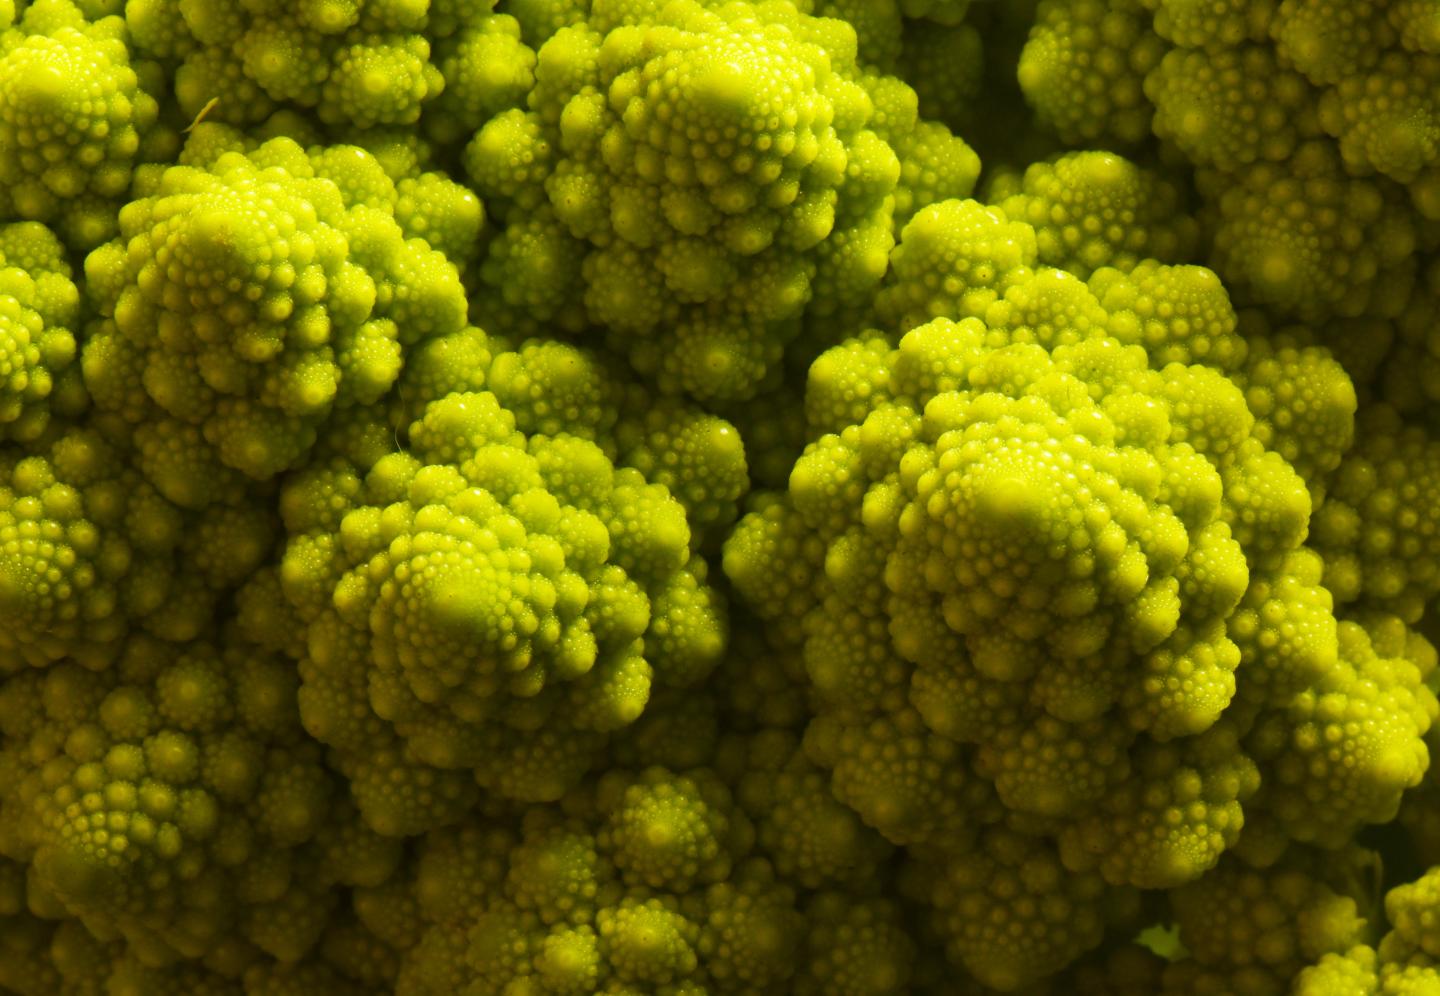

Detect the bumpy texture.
xmin=1295 ymin=865 xmax=1440 ymax=994
xmin=1138 ymin=0 xmax=1440 ymax=331
xmin=383 ymin=756 xmax=922 ymax=996
xmin=0 ymin=2 xmax=166 ymax=248
xmin=0 ymin=428 xmax=273 ymax=672
xmin=1161 ymin=848 xmax=1373 ymax=994
xmin=1018 ymin=0 xmax=1163 ymax=147
xmin=277 ymin=327 xmax=730 ymax=834
xmin=125 ymin=0 xmax=475 ymax=129
xmin=990 ymin=151 xmax=1200 ymax=280
xmin=0 ymin=633 xmax=385 ymax=966
xmin=0 ymin=224 xmax=83 ymax=442
xmin=460 ymin=0 xmax=979 ymax=402
xmin=83 ymin=136 xmax=468 ymax=487
xmin=725 ymin=198 xmax=1434 ymax=987
xmin=2 ymin=0 xmax=1440 ymax=994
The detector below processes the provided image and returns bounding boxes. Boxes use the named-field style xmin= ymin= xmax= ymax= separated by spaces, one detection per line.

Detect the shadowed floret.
xmin=722 ymin=196 xmax=1427 ymax=987
xmin=0 ymin=632 xmax=392 ymax=965
xmin=125 ymin=0 xmax=488 ymax=130
xmin=926 ymin=828 xmax=1118 ymax=991
xmin=0 ymin=429 xmax=273 ymax=671
xmin=386 ymin=761 xmax=825 ymax=995
xmin=1205 ymin=143 xmax=1418 ymax=323
xmin=1311 ymin=404 xmax=1440 ymax=621
xmin=1162 ymin=848 xmax=1373 ymax=994
xmin=1244 ymin=620 xmax=1436 ymax=848
xmin=1295 ymin=863 xmax=1440 ymax=994
xmin=1146 ymin=45 xmax=1321 ymax=172
xmin=1018 ymin=0 xmax=1164 ymax=147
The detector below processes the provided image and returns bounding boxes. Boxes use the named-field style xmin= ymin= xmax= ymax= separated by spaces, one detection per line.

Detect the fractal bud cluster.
xmin=0 ymin=0 xmax=1439 ymax=994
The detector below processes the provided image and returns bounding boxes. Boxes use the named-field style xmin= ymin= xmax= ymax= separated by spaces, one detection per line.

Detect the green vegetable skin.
xmin=0 ymin=0 xmax=1438 ymax=991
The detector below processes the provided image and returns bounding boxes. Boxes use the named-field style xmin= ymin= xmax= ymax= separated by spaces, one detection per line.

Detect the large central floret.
xmin=879 ymin=325 xmax=1256 ymax=743
xmin=724 ymin=197 xmax=1432 ymax=989
xmin=899 ymin=379 xmax=1193 ymax=676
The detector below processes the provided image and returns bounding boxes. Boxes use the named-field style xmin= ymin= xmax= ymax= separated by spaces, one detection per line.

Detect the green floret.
xmin=426 ymin=12 xmax=534 ymax=145
xmin=0 ymin=2 xmax=165 ymax=248
xmin=1376 ymin=261 xmax=1440 ymax=412
xmin=1295 ymin=946 xmax=1382 ymax=996
xmin=320 ymin=33 xmax=443 ymax=128
xmin=795 ymin=893 xmax=915 ymax=996
xmin=0 ymin=223 xmax=83 ymax=442
xmin=733 ymin=730 xmax=894 ymax=890
xmin=803 ymin=706 xmax=997 ymax=848
xmin=1231 ymin=326 xmax=1356 ymax=500
xmin=1017 ymin=0 xmax=1164 ymax=147
xmin=458 ymin=0 xmax=977 ymax=403
xmin=132 ymin=0 xmax=466 ymax=130
xmin=0 ymin=632 xmax=377 ymax=965
xmin=83 ymin=135 xmax=468 ymax=486
xmin=1270 ymin=0 xmax=1394 ymax=88
xmin=2 ymin=0 xmax=1440 ymax=991
xmin=1145 ymin=45 xmax=1321 ymax=172
xmin=990 ymin=150 xmax=1200 ymax=279
xmin=926 ymin=828 xmax=1116 ymax=990
xmin=1385 ymin=867 xmax=1440 ymax=962
xmin=384 ymin=756 xmax=840 ymax=994
xmin=1390 ymin=0 xmax=1440 ymax=53
xmin=278 ymin=332 xmax=730 ymax=831
xmin=1318 ymin=51 xmax=1440 ymax=185
xmin=0 ymin=429 xmax=272 ymax=671
xmin=1206 ymin=143 xmax=1418 ymax=322
xmin=1150 ymin=0 xmax=1274 ymax=49
xmin=897 ymin=21 xmax=983 ymax=128
xmin=1162 ymin=848 xmax=1374 ymax=994
xmin=721 ymin=193 xmax=1403 ymax=984
xmin=1090 ymin=261 xmax=1247 ymax=371
xmin=814 ymin=0 xmax=902 ymax=69
xmin=1295 ymin=863 xmax=1440 ymax=994
xmin=1141 ymin=0 xmax=1440 ymax=321
xmin=1245 ymin=617 xmax=1435 ymax=847
xmin=615 ymin=398 xmax=750 ymax=543
xmin=392 ymin=171 xmax=486 ymax=264
xmin=597 ymin=767 xmax=738 ymax=891
xmin=1311 ymin=404 xmax=1440 ymax=620
xmin=173 ymin=44 xmax=278 ymax=128
xmin=875 ymin=199 xmax=1038 ymax=331
xmin=1058 ymin=724 xmax=1258 ymax=890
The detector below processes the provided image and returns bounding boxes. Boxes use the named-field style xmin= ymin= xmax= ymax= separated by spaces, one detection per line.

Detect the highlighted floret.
xmin=83 ymin=136 xmax=468 ymax=485
xmin=0 ymin=3 xmax=165 ymax=248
